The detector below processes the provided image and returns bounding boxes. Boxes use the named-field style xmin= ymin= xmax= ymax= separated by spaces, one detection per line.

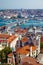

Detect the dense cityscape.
xmin=0 ymin=9 xmax=43 ymax=20
xmin=0 ymin=9 xmax=43 ymax=65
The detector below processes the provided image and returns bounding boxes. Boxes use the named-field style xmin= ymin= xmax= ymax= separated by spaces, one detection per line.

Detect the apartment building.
xmin=0 ymin=34 xmax=19 ymax=51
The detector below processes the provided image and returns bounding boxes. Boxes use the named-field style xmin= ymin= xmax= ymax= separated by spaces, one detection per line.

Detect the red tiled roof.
xmin=7 ymin=35 xmax=17 ymax=44
xmin=15 ymin=28 xmax=27 ymax=34
xmin=16 ymin=45 xmax=30 ymax=55
xmin=21 ymin=37 xmax=29 ymax=43
xmin=0 ymin=34 xmax=10 ymax=39
xmin=16 ymin=45 xmax=36 ymax=55
xmin=8 ymin=53 xmax=13 ymax=57
xmin=22 ymin=62 xmax=33 ymax=65
xmin=32 ymin=46 xmax=36 ymax=51
xmin=0 ymin=34 xmax=18 ymax=44
xmin=21 ymin=57 xmax=42 ymax=65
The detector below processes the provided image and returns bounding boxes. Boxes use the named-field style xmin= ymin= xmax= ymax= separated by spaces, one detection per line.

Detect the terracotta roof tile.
xmin=8 ymin=53 xmax=13 ymax=57
xmin=21 ymin=37 xmax=29 ymax=43
xmin=21 ymin=57 xmax=42 ymax=65
xmin=22 ymin=62 xmax=33 ymax=65
xmin=15 ymin=28 xmax=27 ymax=34
xmin=0 ymin=34 xmax=18 ymax=44
xmin=7 ymin=35 xmax=17 ymax=44
xmin=16 ymin=45 xmax=30 ymax=55
xmin=32 ymin=46 xmax=36 ymax=51
xmin=0 ymin=34 xmax=10 ymax=39
xmin=16 ymin=45 xmax=36 ymax=55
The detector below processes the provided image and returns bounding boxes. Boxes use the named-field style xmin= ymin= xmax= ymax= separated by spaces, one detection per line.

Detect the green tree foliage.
xmin=0 ymin=47 xmax=12 ymax=63
xmin=40 ymin=42 xmax=43 ymax=48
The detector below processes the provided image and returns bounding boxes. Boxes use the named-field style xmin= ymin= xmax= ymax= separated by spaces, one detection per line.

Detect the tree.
xmin=40 ymin=42 xmax=43 ymax=48
xmin=0 ymin=47 xmax=12 ymax=63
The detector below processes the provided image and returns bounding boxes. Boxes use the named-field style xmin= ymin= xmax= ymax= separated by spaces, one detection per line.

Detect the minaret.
xmin=38 ymin=35 xmax=40 ymax=54
xmin=36 ymin=35 xmax=41 ymax=55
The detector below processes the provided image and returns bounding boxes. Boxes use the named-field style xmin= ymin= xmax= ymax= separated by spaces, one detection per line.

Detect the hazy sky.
xmin=0 ymin=0 xmax=43 ymax=9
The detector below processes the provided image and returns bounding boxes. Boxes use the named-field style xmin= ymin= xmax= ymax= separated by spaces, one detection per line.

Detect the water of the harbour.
xmin=0 ymin=19 xmax=43 ymax=28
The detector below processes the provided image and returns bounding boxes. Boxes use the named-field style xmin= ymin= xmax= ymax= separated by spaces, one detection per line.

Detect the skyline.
xmin=0 ymin=0 xmax=43 ymax=9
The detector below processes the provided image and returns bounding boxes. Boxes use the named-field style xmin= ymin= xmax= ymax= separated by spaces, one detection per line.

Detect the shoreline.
xmin=0 ymin=18 xmax=43 ymax=28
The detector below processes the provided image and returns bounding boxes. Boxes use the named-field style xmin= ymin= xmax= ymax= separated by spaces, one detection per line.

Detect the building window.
xmin=9 ymin=60 xmax=11 ymax=63
xmin=32 ymin=51 xmax=35 ymax=56
xmin=2 ymin=43 xmax=6 ymax=46
xmin=36 ymin=50 xmax=38 ymax=55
